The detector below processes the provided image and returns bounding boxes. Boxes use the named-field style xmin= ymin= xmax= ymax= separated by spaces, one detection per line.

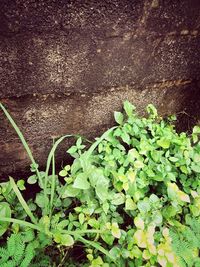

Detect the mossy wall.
xmin=0 ymin=0 xmax=200 ymax=177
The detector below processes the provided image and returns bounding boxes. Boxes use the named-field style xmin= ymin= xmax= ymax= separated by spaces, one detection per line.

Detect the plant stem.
xmin=86 ymin=126 xmax=117 ymax=158
xmin=0 ymin=217 xmax=42 ymax=232
xmin=49 ymin=138 xmax=56 ymax=219
xmin=76 ymin=234 xmax=115 ymax=262
xmin=57 ymin=249 xmax=69 ymax=267
xmin=44 ymin=134 xmax=74 ymax=215
xmin=9 ymin=177 xmax=38 ymax=224
xmin=61 ymin=229 xmax=104 ymax=235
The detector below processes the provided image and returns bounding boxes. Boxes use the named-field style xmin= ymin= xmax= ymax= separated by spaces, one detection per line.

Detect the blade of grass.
xmin=9 ymin=177 xmax=38 ymax=225
xmin=44 ymin=134 xmax=74 ymax=215
xmin=76 ymin=234 xmax=115 ymax=262
xmin=0 ymin=217 xmax=42 ymax=232
xmin=86 ymin=127 xmax=117 ymax=158
xmin=49 ymin=138 xmax=55 ymax=218
xmin=0 ymin=219 xmax=113 ymax=261
xmin=0 ymin=103 xmax=43 ymax=187
xmin=61 ymin=229 xmax=104 ymax=235
xmin=79 ymin=127 xmax=117 ymax=172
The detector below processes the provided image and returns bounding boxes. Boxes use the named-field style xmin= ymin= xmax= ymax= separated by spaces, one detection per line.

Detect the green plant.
xmin=0 ymin=232 xmax=35 ymax=267
xmin=0 ymin=101 xmax=200 ymax=266
xmin=170 ymin=216 xmax=200 ymax=267
xmin=60 ymin=101 xmax=200 ymax=266
xmin=0 ymin=102 xmax=117 ymax=265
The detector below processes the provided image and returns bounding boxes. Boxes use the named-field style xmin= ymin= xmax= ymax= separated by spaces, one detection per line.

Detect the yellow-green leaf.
xmin=134 ymin=230 xmax=146 ymax=248
xmin=127 ymin=170 xmax=136 ymax=183
xmin=79 ymin=213 xmax=85 ymax=225
xmin=125 ymin=198 xmax=136 ymax=211
xmin=157 ymin=138 xmax=170 ymax=149
xmin=54 ymin=233 xmax=74 ymax=246
xmin=0 ymin=202 xmax=11 ymax=236
xmin=111 ymin=222 xmax=121 ymax=239
xmin=142 ymin=249 xmax=151 ymax=260
xmin=59 ymin=169 xmax=68 ymax=177
xmin=134 ymin=217 xmax=144 ymax=230
xmin=134 ymin=160 xmax=144 ymax=169
xmin=114 ymin=111 xmax=124 ymax=125
xmin=178 ymin=191 xmax=190 ymax=203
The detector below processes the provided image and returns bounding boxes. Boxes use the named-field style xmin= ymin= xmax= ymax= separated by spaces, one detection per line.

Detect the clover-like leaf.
xmin=137 ymin=198 xmax=151 ymax=214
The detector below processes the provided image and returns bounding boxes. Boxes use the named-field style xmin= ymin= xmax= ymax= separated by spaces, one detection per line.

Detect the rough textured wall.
xmin=0 ymin=0 xmax=200 ymax=178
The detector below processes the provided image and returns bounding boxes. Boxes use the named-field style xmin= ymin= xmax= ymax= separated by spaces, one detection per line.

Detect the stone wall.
xmin=0 ymin=0 xmax=200 ymax=178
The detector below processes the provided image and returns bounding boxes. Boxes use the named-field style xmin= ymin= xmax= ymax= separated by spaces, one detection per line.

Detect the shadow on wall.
xmin=175 ymin=82 xmax=200 ymax=132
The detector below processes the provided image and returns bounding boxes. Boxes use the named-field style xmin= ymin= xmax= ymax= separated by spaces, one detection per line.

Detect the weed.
xmin=0 ymin=101 xmax=200 ymax=266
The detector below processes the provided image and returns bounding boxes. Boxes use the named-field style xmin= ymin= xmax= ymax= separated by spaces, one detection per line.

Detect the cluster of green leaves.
xmin=170 ymin=216 xmax=200 ymax=267
xmin=0 ymin=232 xmax=35 ymax=267
xmin=0 ymin=101 xmax=200 ymax=266
xmin=58 ymin=101 xmax=200 ymax=266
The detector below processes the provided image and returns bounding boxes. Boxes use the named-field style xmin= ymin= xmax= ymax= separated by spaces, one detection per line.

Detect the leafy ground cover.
xmin=0 ymin=101 xmax=200 ymax=266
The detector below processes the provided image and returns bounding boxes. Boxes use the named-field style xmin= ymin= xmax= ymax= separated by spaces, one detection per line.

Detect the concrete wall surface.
xmin=0 ymin=0 xmax=200 ymax=178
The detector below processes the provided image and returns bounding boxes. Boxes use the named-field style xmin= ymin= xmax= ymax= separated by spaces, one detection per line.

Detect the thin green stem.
xmin=86 ymin=127 xmax=117 ymax=158
xmin=50 ymin=139 xmax=56 ymax=219
xmin=44 ymin=135 xmax=74 ymax=215
xmin=0 ymin=217 xmax=42 ymax=232
xmin=61 ymin=229 xmax=115 ymax=261
xmin=9 ymin=177 xmax=38 ymax=225
xmin=57 ymin=249 xmax=68 ymax=267
xmin=76 ymin=234 xmax=115 ymax=262
xmin=61 ymin=229 xmax=104 ymax=235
